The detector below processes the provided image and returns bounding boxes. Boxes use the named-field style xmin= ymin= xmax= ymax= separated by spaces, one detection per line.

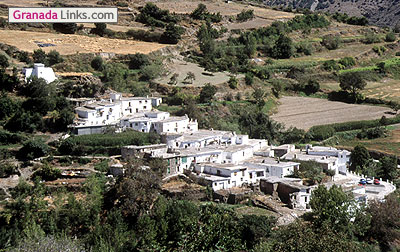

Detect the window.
xmin=234 ymin=172 xmax=237 ymax=176
xmin=135 ymin=123 xmax=138 ymax=126
xmin=242 ymin=171 xmax=245 ymax=176
xmin=128 ymin=102 xmax=131 ymax=106
xmin=243 ymin=151 xmax=245 ymax=156
xmin=139 ymin=101 xmax=142 ymax=104
xmin=182 ymin=157 xmax=187 ymax=163
xmin=305 ymin=196 xmax=308 ymax=202
xmin=241 ymin=178 xmax=243 ymax=181
xmin=217 ymin=170 xmax=221 ymax=176
xmin=249 ymin=173 xmax=253 ymax=179
xmin=144 ymin=106 xmax=147 ymax=109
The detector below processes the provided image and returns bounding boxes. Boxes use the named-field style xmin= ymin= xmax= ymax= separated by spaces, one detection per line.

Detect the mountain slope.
xmin=263 ymin=0 xmax=400 ymax=27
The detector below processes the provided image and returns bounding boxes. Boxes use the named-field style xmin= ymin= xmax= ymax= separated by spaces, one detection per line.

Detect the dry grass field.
xmin=0 ymin=29 xmax=167 ymax=55
xmin=271 ymin=96 xmax=393 ymax=130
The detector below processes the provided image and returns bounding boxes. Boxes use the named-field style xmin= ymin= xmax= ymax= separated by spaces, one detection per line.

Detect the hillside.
xmin=263 ymin=0 xmax=400 ymax=27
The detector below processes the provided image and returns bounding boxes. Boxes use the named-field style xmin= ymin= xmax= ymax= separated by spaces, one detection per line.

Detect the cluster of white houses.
xmin=70 ymin=93 xmax=198 ymax=135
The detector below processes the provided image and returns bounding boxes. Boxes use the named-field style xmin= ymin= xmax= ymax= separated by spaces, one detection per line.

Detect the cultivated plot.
xmin=271 ymin=96 xmax=393 ymax=130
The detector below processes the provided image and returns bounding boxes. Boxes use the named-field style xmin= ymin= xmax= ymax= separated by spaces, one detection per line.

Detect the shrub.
xmin=304 ymin=79 xmax=320 ymax=94
xmin=0 ymin=54 xmax=9 ymax=69
xmin=126 ymin=29 xmax=162 ymax=42
xmin=245 ymin=73 xmax=254 ymax=86
xmin=357 ymin=127 xmax=386 ymax=140
xmin=94 ymin=160 xmax=109 ymax=172
xmin=0 ymin=162 xmax=18 ymax=178
xmin=47 ymin=50 xmax=63 ymax=66
xmin=237 ymin=9 xmax=254 ymax=22
xmin=0 ymin=130 xmax=27 ymax=145
xmin=190 ymin=3 xmax=222 ymax=23
xmin=91 ymin=23 xmax=107 ymax=36
xmin=91 ymin=56 xmax=104 ymax=71
xmin=396 ymin=52 xmax=400 ymax=56
xmin=33 ymin=49 xmax=46 ymax=64
xmin=322 ymin=35 xmax=341 ymax=50
xmin=136 ymin=3 xmax=176 ymax=27
xmin=33 ymin=163 xmax=61 ymax=181
xmin=128 ymin=53 xmax=150 ymax=70
xmin=363 ymin=32 xmax=381 ymax=44
xmin=385 ymin=32 xmax=396 ymax=42
xmin=322 ymin=60 xmax=341 ymax=71
xmin=338 ymin=57 xmax=356 ymax=68
xmin=161 ymin=23 xmax=185 ymax=44
xmin=17 ymin=139 xmax=50 ymax=160
xmin=53 ymin=23 xmax=78 ymax=34
xmin=199 ymin=83 xmax=217 ymax=103
xmin=228 ymin=76 xmax=238 ymax=89
xmin=307 ymin=125 xmax=335 ymax=141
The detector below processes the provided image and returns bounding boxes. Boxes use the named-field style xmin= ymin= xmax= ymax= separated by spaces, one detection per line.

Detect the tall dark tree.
xmin=339 ymin=72 xmax=367 ymax=102
xmin=350 ymin=145 xmax=371 ymax=172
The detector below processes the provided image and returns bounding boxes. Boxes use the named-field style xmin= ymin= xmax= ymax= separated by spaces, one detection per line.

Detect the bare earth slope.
xmin=263 ymin=0 xmax=400 ymax=27
xmin=271 ymin=96 xmax=393 ymax=130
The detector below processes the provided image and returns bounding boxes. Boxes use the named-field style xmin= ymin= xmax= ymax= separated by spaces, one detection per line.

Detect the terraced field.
xmin=271 ymin=96 xmax=393 ymax=130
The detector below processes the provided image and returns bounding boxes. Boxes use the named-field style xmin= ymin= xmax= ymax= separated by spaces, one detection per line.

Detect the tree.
xmin=53 ymin=23 xmax=78 ymax=34
xmin=236 ymin=9 xmax=254 ymax=22
xmin=33 ymin=49 xmax=46 ymax=64
xmin=304 ymin=79 xmax=320 ymax=95
xmin=199 ymin=83 xmax=216 ymax=103
xmin=390 ymin=102 xmax=400 ymax=114
xmin=0 ymin=93 xmax=19 ymax=120
xmin=245 ymin=73 xmax=254 ymax=86
xmin=91 ymin=23 xmax=107 ymax=36
xmin=168 ymin=73 xmax=179 ymax=85
xmin=367 ymin=194 xmax=400 ymax=250
xmin=33 ymin=163 xmax=61 ymax=181
xmin=322 ymin=35 xmax=341 ymax=50
xmin=310 ymin=185 xmax=367 ymax=234
xmin=252 ymin=88 xmax=266 ymax=108
xmin=161 ymin=23 xmax=184 ymax=44
xmin=385 ymin=32 xmax=396 ymax=42
xmin=297 ymin=161 xmax=324 ymax=185
xmin=272 ymin=35 xmax=294 ymax=59
xmin=378 ymin=155 xmax=398 ymax=181
xmin=91 ymin=56 xmax=104 ymax=71
xmin=128 ymin=53 xmax=150 ymax=70
xmin=46 ymin=50 xmax=63 ymax=66
xmin=0 ymin=54 xmax=9 ymax=69
xmin=17 ymin=139 xmax=49 ymax=160
xmin=350 ymin=145 xmax=371 ymax=172
xmin=228 ymin=76 xmax=238 ymax=89
xmin=339 ymin=72 xmax=366 ymax=102
xmin=183 ymin=72 xmax=196 ymax=84
xmin=190 ymin=3 xmax=208 ymax=20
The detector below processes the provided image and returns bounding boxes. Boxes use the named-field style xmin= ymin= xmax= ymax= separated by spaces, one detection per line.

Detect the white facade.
xmin=23 ymin=63 xmax=57 ymax=83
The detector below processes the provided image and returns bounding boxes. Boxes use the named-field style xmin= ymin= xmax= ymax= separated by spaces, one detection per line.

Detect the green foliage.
xmin=306 ymin=125 xmax=335 ymax=141
xmin=136 ymin=3 xmax=177 ymax=28
xmin=272 ymin=35 xmax=294 ymax=59
xmin=244 ymin=72 xmax=254 ymax=86
xmin=199 ymin=83 xmax=217 ymax=103
xmin=161 ymin=23 xmax=185 ymax=44
xmin=0 ymin=161 xmax=18 ymax=178
xmin=128 ymin=53 xmax=150 ymax=70
xmin=46 ymin=50 xmax=63 ymax=66
xmin=385 ymin=32 xmax=396 ymax=42
xmin=304 ymin=79 xmax=320 ymax=95
xmin=295 ymin=160 xmax=324 ymax=185
xmin=296 ymin=41 xmax=314 ymax=55
xmin=190 ymin=3 xmax=222 ymax=23
xmin=33 ymin=49 xmax=46 ymax=64
xmin=0 ymin=129 xmax=26 ymax=145
xmin=90 ymin=56 xmax=104 ymax=71
xmin=338 ymin=57 xmax=356 ymax=68
xmin=349 ymin=145 xmax=371 ymax=172
xmin=91 ymin=23 xmax=107 ymax=36
xmin=378 ymin=155 xmax=398 ymax=181
xmin=357 ymin=127 xmax=386 ymax=140
xmin=237 ymin=9 xmax=255 ymax=22
xmin=0 ymin=54 xmax=9 ymax=69
xmin=332 ymin=12 xmax=368 ymax=26
xmin=0 ymin=93 xmax=19 ymax=120
xmin=363 ymin=32 xmax=381 ymax=44
xmin=33 ymin=163 xmax=61 ymax=181
xmin=322 ymin=35 xmax=341 ymax=50
xmin=10 ymin=236 xmax=86 ymax=252
xmin=339 ymin=71 xmax=367 ymax=101
xmin=94 ymin=160 xmax=109 ymax=173
xmin=17 ymin=139 xmax=49 ymax=160
xmin=53 ymin=23 xmax=78 ymax=34
xmin=228 ymin=76 xmax=238 ymax=89
xmin=58 ymin=130 xmax=157 ymax=156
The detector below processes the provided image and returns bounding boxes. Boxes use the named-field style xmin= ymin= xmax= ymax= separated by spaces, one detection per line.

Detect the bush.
xmin=322 ymin=35 xmax=341 ymax=50
xmin=33 ymin=49 xmax=46 ymax=64
xmin=245 ymin=73 xmax=254 ymax=86
xmin=237 ymin=9 xmax=254 ymax=22
xmin=0 ymin=54 xmax=9 ymax=69
xmin=161 ymin=23 xmax=184 ymax=44
xmin=47 ymin=50 xmax=63 ymax=66
xmin=128 ymin=53 xmax=150 ymax=70
xmin=357 ymin=127 xmax=386 ymax=140
xmin=338 ymin=57 xmax=356 ymax=68
xmin=190 ymin=3 xmax=222 ymax=23
xmin=17 ymin=139 xmax=50 ymax=160
xmin=33 ymin=163 xmax=61 ymax=181
xmin=126 ymin=29 xmax=162 ymax=42
xmin=199 ymin=83 xmax=217 ymax=103
xmin=0 ymin=162 xmax=18 ymax=178
xmin=91 ymin=56 xmax=104 ymax=71
xmin=322 ymin=60 xmax=341 ymax=71
xmin=304 ymin=79 xmax=320 ymax=94
xmin=363 ymin=32 xmax=381 ymax=44
xmin=53 ymin=23 xmax=78 ymax=34
xmin=136 ymin=3 xmax=176 ymax=27
xmin=385 ymin=32 xmax=396 ymax=42
xmin=307 ymin=125 xmax=335 ymax=141
xmin=228 ymin=76 xmax=238 ymax=89
xmin=94 ymin=160 xmax=109 ymax=172
xmin=0 ymin=130 xmax=27 ymax=145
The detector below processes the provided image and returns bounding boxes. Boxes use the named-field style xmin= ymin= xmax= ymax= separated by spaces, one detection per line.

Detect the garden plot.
xmin=271 ymin=96 xmax=393 ymax=130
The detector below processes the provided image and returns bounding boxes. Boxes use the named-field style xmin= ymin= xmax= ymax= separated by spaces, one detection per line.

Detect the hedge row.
xmin=58 ymin=130 xmax=158 ymax=156
xmin=307 ymin=115 xmax=400 ymax=141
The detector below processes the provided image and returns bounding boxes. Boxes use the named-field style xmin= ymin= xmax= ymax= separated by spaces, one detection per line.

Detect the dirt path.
xmin=271 ymin=96 xmax=393 ymax=130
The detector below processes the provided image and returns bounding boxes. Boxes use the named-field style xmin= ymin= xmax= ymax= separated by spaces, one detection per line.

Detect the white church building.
xmin=23 ymin=63 xmax=57 ymax=83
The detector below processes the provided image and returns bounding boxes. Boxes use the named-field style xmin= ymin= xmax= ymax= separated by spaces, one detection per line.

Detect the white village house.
xmin=23 ymin=63 xmax=57 ymax=83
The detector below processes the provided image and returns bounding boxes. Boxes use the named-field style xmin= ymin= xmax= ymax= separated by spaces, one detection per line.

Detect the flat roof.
xmin=202 ymin=162 xmax=246 ymax=171
xmin=123 ymin=144 xmax=167 ymax=149
xmin=171 ymin=129 xmax=235 ymax=142
xmin=199 ymin=174 xmax=230 ymax=182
